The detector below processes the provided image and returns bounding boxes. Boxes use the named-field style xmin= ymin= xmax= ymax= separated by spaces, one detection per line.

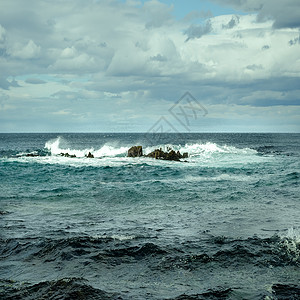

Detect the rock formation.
xmin=127 ymin=146 xmax=188 ymax=161
xmin=146 ymin=148 xmax=188 ymax=161
xmin=26 ymin=153 xmax=39 ymax=157
xmin=86 ymin=152 xmax=94 ymax=158
xmin=128 ymin=146 xmax=143 ymax=157
xmin=60 ymin=153 xmax=76 ymax=158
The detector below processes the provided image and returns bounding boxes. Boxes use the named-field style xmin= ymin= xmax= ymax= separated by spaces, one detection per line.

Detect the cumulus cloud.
xmin=143 ymin=0 xmax=174 ymax=29
xmin=8 ymin=40 xmax=41 ymax=59
xmin=0 ymin=0 xmax=299 ymax=132
xmin=222 ymin=16 xmax=240 ymax=29
xmin=184 ymin=20 xmax=212 ymax=41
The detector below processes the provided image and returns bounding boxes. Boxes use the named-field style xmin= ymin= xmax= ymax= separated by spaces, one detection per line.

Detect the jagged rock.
xmin=86 ymin=152 xmax=94 ymax=158
xmin=182 ymin=152 xmax=188 ymax=159
xmin=128 ymin=146 xmax=143 ymax=157
xmin=127 ymin=146 xmax=188 ymax=161
xmin=60 ymin=152 xmax=76 ymax=158
xmin=146 ymin=148 xmax=188 ymax=161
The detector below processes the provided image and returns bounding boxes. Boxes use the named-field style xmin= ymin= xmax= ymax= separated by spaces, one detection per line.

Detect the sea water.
xmin=0 ymin=133 xmax=299 ymax=299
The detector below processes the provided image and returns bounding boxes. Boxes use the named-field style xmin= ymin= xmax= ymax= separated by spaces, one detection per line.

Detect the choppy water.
xmin=0 ymin=133 xmax=299 ymax=299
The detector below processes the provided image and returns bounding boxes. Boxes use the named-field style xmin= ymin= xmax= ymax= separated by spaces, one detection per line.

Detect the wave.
xmin=0 ymin=137 xmax=266 ymax=169
xmin=0 ymin=277 xmax=119 ymax=300
xmin=43 ymin=137 xmax=257 ymax=160
xmin=1 ymin=278 xmax=298 ymax=300
xmin=1 ymin=231 xmax=299 ymax=299
xmin=154 ymin=231 xmax=300 ymax=271
xmin=2 ymin=229 xmax=299 ymax=267
xmin=45 ymin=137 xmax=128 ymax=158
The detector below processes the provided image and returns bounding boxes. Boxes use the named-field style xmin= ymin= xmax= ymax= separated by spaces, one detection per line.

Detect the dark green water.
xmin=0 ymin=133 xmax=299 ymax=299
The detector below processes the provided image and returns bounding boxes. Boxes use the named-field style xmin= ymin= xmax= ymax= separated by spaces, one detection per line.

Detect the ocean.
xmin=0 ymin=133 xmax=299 ymax=299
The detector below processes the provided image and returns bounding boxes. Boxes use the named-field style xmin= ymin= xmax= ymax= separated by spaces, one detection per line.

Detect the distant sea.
xmin=0 ymin=133 xmax=299 ymax=299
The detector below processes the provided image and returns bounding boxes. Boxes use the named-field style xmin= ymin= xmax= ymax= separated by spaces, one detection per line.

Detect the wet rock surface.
xmin=85 ymin=152 xmax=94 ymax=158
xmin=60 ymin=152 xmax=76 ymax=158
xmin=127 ymin=146 xmax=143 ymax=157
xmin=146 ymin=148 xmax=188 ymax=161
xmin=127 ymin=146 xmax=188 ymax=161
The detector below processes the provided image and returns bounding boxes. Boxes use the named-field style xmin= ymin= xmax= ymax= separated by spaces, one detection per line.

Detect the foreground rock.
xmin=127 ymin=146 xmax=188 ymax=161
xmin=60 ymin=152 xmax=76 ymax=158
xmin=86 ymin=152 xmax=94 ymax=158
xmin=146 ymin=148 xmax=188 ymax=161
xmin=26 ymin=153 xmax=39 ymax=157
xmin=128 ymin=146 xmax=143 ymax=157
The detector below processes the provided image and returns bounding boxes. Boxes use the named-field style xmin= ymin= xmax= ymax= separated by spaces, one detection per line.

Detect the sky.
xmin=0 ymin=0 xmax=300 ymax=133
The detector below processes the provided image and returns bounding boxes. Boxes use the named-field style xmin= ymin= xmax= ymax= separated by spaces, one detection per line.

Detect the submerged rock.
xmin=128 ymin=146 xmax=143 ymax=157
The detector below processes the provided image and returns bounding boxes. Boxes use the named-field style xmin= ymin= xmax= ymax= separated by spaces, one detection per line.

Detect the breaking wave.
xmin=45 ymin=137 xmax=128 ymax=158
xmin=43 ymin=137 xmax=257 ymax=160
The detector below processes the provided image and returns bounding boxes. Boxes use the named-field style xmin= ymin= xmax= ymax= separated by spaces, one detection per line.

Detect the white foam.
xmin=93 ymin=235 xmax=136 ymax=241
xmin=279 ymin=227 xmax=300 ymax=262
xmin=2 ymin=138 xmax=266 ymax=168
xmin=283 ymin=227 xmax=300 ymax=243
xmin=144 ymin=142 xmax=257 ymax=158
xmin=45 ymin=137 xmax=128 ymax=158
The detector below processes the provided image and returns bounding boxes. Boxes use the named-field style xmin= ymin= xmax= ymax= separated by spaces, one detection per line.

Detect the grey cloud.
xmin=144 ymin=1 xmax=174 ymax=29
xmin=0 ymin=77 xmax=10 ymax=90
xmin=0 ymin=77 xmax=20 ymax=89
xmin=212 ymin=0 xmax=300 ymax=29
xmin=51 ymin=90 xmax=83 ymax=102
xmin=150 ymin=54 xmax=167 ymax=62
xmin=10 ymin=78 xmax=20 ymax=87
xmin=222 ymin=16 xmax=240 ymax=29
xmin=184 ymin=20 xmax=212 ymax=42
xmin=246 ymin=64 xmax=263 ymax=71
xmin=289 ymin=32 xmax=300 ymax=46
xmin=183 ymin=10 xmax=213 ymax=22
xmin=25 ymin=78 xmax=46 ymax=84
xmin=211 ymin=0 xmax=263 ymax=12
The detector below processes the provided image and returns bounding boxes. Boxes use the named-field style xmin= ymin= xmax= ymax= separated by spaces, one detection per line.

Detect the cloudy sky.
xmin=0 ymin=0 xmax=300 ymax=132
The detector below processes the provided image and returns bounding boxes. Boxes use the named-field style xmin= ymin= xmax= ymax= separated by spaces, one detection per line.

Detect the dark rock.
xmin=26 ymin=153 xmax=39 ymax=157
xmin=60 ymin=153 xmax=76 ymax=158
xmin=146 ymin=148 xmax=187 ymax=161
xmin=182 ymin=152 xmax=188 ymax=158
xmin=165 ymin=150 xmax=180 ymax=161
xmin=86 ymin=152 xmax=94 ymax=158
xmin=128 ymin=146 xmax=143 ymax=157
xmin=127 ymin=146 xmax=188 ymax=161
xmin=146 ymin=148 xmax=164 ymax=159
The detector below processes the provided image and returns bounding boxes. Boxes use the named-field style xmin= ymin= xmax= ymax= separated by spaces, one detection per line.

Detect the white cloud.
xmin=0 ymin=0 xmax=299 ymax=132
xmin=8 ymin=40 xmax=41 ymax=59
